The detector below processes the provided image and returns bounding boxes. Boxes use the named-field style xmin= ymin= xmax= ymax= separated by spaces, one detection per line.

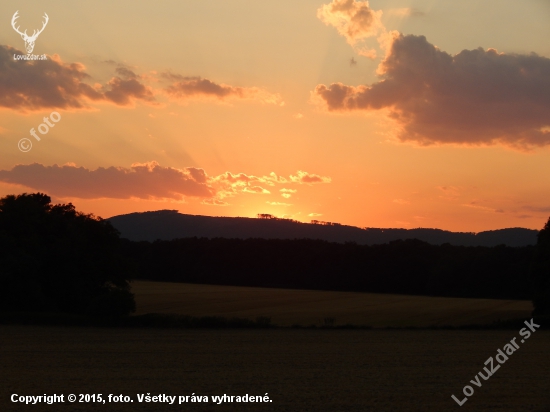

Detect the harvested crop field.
xmin=132 ymin=281 xmax=533 ymax=328
xmin=1 ymin=326 xmax=549 ymax=411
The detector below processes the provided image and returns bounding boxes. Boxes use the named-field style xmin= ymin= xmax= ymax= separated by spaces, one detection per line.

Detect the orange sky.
xmin=1 ymin=0 xmax=550 ymax=232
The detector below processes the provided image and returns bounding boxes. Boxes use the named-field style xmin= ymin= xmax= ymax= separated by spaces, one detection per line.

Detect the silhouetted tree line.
xmin=121 ymin=236 xmax=537 ymax=300
xmin=532 ymin=218 xmax=550 ymax=315
xmin=0 ymin=193 xmax=135 ymax=316
xmin=2 ymin=192 xmax=550 ymax=315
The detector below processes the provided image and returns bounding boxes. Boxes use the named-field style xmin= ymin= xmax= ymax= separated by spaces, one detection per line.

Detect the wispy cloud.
xmin=280 ymin=188 xmax=297 ymax=199
xmin=290 ymin=171 xmax=331 ymax=184
xmin=463 ymin=201 xmax=505 ymax=214
xmin=266 ymin=201 xmax=292 ymax=206
xmin=162 ymin=73 xmax=283 ymax=105
xmin=386 ymin=8 xmax=424 ymax=17
xmin=437 ymin=186 xmax=462 ymax=201
xmin=243 ymin=186 xmax=271 ymax=194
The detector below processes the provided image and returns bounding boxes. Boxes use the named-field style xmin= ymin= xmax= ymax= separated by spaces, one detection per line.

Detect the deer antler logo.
xmin=11 ymin=11 xmax=49 ymax=54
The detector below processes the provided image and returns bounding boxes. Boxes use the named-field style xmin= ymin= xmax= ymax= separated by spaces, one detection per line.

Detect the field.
xmin=1 ymin=283 xmax=547 ymax=411
xmin=2 ymin=326 xmax=549 ymax=411
xmin=132 ymin=281 xmax=533 ymax=328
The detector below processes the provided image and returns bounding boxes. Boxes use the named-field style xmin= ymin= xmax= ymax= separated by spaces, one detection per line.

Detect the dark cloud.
xmin=522 ymin=205 xmax=550 ymax=213
xmin=0 ymin=44 xmax=282 ymax=112
xmin=409 ymin=8 xmax=425 ymax=17
xmin=162 ymin=74 xmax=283 ymax=105
xmin=0 ymin=45 xmax=101 ymax=111
xmin=165 ymin=76 xmax=242 ymax=99
xmin=313 ymin=34 xmax=550 ymax=149
xmin=0 ymin=163 xmax=331 ymax=202
xmin=0 ymin=45 xmax=155 ymax=111
xmin=103 ymin=76 xmax=155 ymax=106
xmin=0 ymin=162 xmax=213 ymax=200
xmin=115 ymin=67 xmax=138 ymax=79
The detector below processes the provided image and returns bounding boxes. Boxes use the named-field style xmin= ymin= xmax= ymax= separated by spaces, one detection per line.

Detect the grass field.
xmin=2 ymin=326 xmax=549 ymax=411
xmin=132 ymin=281 xmax=533 ymax=328
xmin=1 ymin=283 xmax=545 ymax=411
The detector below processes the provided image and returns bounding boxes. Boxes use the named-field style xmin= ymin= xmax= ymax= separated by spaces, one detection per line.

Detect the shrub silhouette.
xmin=0 ymin=193 xmax=135 ymax=316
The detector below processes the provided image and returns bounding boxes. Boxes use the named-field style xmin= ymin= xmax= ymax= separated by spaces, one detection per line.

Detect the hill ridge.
xmin=107 ymin=210 xmax=538 ymax=247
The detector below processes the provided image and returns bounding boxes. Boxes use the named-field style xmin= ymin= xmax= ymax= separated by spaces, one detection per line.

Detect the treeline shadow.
xmin=122 ymin=237 xmax=535 ymax=300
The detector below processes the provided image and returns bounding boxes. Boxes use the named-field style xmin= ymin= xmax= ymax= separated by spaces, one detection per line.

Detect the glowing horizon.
xmin=1 ymin=0 xmax=550 ymax=232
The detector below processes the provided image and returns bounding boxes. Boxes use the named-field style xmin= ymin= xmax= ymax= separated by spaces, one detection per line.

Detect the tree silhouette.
xmin=118 ymin=236 xmax=533 ymax=300
xmin=532 ymin=217 xmax=550 ymax=316
xmin=0 ymin=193 xmax=135 ymax=316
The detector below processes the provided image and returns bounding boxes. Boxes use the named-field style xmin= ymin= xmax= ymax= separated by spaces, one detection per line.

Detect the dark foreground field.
xmin=2 ymin=326 xmax=549 ymax=412
xmin=132 ymin=281 xmax=532 ymax=328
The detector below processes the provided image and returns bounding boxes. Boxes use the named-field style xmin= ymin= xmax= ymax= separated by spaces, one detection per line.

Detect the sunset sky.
xmin=1 ymin=0 xmax=550 ymax=232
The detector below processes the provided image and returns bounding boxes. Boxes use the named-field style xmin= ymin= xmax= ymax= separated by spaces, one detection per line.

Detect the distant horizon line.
xmin=106 ymin=209 xmax=541 ymax=235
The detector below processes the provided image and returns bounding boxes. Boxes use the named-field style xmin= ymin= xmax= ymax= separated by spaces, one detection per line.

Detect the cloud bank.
xmin=0 ymin=45 xmax=283 ymax=112
xmin=313 ymin=34 xmax=550 ymax=149
xmin=0 ymin=162 xmax=213 ymax=199
xmin=0 ymin=46 xmax=155 ymax=111
xmin=0 ymin=163 xmax=331 ymax=204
